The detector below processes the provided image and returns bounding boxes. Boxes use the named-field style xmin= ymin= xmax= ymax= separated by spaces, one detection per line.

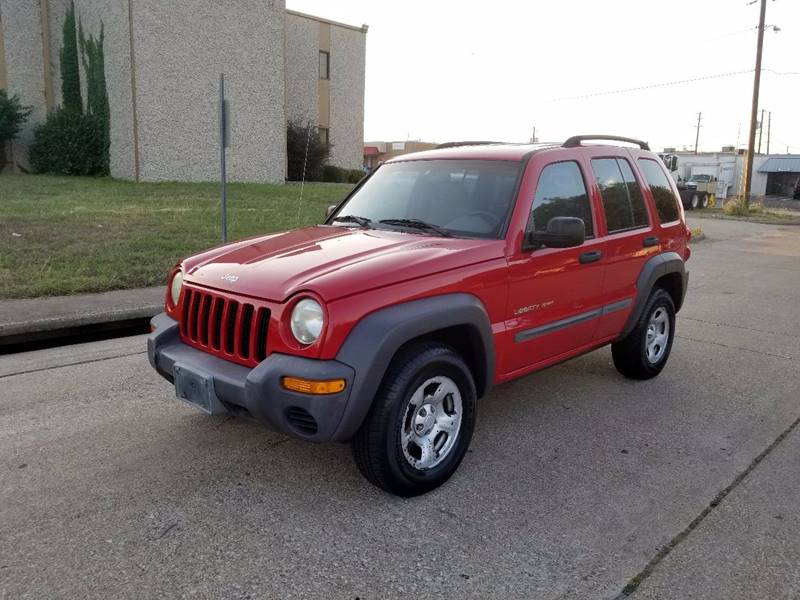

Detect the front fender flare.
xmin=331 ymin=293 xmax=494 ymax=442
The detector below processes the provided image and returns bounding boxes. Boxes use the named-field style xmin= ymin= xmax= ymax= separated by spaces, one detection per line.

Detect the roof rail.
xmin=563 ymin=135 xmax=650 ymax=150
xmin=435 ymin=141 xmax=505 ymax=149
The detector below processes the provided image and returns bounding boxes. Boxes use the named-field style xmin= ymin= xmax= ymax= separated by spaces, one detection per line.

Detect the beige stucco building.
xmin=0 ymin=1 xmax=367 ymax=182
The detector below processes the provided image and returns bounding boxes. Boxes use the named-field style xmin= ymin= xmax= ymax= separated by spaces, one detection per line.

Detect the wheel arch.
xmin=621 ymin=252 xmax=688 ymax=338
xmin=331 ymin=293 xmax=495 ymax=442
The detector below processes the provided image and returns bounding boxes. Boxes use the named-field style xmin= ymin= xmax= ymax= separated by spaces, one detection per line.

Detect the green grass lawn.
xmin=0 ymin=174 xmax=353 ymax=299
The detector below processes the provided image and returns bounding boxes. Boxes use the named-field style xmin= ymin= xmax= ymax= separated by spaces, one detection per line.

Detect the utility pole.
xmin=742 ymin=0 xmax=767 ymax=208
xmin=694 ymin=112 xmax=702 ymax=154
xmin=757 ymin=108 xmax=765 ymax=154
xmin=530 ymin=125 xmax=536 ymax=144
xmin=766 ymin=111 xmax=771 ymax=155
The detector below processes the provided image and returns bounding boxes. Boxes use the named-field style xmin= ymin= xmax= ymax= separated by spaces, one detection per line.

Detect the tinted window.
xmin=333 ymin=160 xmax=521 ymax=239
xmin=591 ymin=158 xmax=649 ymax=233
xmin=530 ymin=161 xmax=593 ymax=237
xmin=617 ymin=159 xmax=648 ymax=227
xmin=638 ymin=159 xmax=680 ymax=223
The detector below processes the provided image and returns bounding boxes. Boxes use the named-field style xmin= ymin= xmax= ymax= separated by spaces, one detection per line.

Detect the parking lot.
xmin=1 ymin=217 xmax=799 ymax=599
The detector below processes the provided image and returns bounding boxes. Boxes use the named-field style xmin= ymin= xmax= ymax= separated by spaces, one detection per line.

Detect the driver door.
xmin=505 ymin=158 xmax=607 ymax=373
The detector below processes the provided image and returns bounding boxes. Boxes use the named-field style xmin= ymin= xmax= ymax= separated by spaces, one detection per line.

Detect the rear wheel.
xmin=699 ymin=193 xmax=708 ymax=209
xmin=352 ymin=342 xmax=476 ymax=497
xmin=690 ymin=193 xmax=700 ymax=210
xmin=612 ymin=288 xmax=676 ymax=380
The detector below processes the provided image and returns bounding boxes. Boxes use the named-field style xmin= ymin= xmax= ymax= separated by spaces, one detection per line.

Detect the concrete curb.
xmin=0 ymin=287 xmax=165 ymax=347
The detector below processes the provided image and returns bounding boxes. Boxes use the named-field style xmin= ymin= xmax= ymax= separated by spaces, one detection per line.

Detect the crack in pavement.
xmin=0 ymin=350 xmax=147 ymax=380
xmin=613 ymin=414 xmax=800 ymax=598
xmin=680 ymin=316 xmax=798 ymax=339
xmin=676 ymin=334 xmax=793 ymax=361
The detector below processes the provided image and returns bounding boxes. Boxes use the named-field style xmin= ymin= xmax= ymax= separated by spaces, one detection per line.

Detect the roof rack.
xmin=563 ymin=135 xmax=650 ymax=151
xmin=435 ymin=141 xmax=505 ymax=149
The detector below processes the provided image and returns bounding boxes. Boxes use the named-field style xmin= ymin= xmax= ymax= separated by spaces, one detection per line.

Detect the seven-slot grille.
xmin=180 ymin=286 xmax=270 ymax=366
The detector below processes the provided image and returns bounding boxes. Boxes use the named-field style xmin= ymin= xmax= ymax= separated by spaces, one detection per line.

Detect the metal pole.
xmin=219 ymin=73 xmax=227 ymax=243
xmin=757 ymin=108 xmax=764 ymax=154
xmin=694 ymin=112 xmax=702 ymax=154
xmin=742 ymin=0 xmax=767 ymax=207
xmin=766 ymin=111 xmax=771 ymax=155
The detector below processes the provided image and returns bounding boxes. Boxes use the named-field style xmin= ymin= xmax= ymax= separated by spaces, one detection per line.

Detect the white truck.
xmin=659 ymin=155 xmax=732 ymax=210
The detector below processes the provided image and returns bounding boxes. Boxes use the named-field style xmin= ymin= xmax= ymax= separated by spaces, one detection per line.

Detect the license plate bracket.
xmin=173 ymin=364 xmax=227 ymax=415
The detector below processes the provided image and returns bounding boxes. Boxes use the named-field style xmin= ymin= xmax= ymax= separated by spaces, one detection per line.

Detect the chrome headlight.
xmin=170 ymin=270 xmax=183 ymax=306
xmin=290 ymin=298 xmax=324 ymax=344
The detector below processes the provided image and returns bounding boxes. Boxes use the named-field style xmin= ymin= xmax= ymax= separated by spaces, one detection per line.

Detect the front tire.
xmin=352 ymin=342 xmax=477 ymax=497
xmin=612 ymin=288 xmax=676 ymax=380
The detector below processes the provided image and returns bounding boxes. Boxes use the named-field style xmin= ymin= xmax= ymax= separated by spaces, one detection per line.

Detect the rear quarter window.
xmin=638 ymin=158 xmax=680 ymax=223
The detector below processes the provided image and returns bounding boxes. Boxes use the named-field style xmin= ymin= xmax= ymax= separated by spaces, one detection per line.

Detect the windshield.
xmin=330 ymin=159 xmax=521 ymax=238
xmin=689 ymin=174 xmax=712 ymax=182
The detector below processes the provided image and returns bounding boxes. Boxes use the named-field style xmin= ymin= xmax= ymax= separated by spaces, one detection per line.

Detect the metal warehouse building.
xmin=759 ymin=156 xmax=800 ymax=197
xmin=0 ymin=1 xmax=367 ymax=182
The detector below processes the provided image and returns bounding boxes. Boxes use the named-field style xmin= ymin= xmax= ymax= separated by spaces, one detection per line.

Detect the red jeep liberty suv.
xmin=148 ymin=135 xmax=690 ymax=496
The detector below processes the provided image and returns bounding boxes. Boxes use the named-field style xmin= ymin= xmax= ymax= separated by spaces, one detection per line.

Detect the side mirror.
xmin=326 ymin=205 xmax=337 ymax=218
xmin=524 ymin=216 xmax=585 ymax=250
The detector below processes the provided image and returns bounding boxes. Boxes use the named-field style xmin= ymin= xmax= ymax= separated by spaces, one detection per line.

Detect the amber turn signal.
xmin=281 ymin=376 xmax=346 ymax=395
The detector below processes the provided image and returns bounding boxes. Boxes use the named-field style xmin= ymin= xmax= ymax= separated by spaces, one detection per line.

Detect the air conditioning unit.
xmin=721 ymin=145 xmax=735 ymax=152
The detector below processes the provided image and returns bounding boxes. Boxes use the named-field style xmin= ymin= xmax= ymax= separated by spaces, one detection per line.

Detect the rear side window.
xmin=591 ymin=158 xmax=649 ymax=233
xmin=530 ymin=161 xmax=594 ymax=237
xmin=638 ymin=158 xmax=680 ymax=223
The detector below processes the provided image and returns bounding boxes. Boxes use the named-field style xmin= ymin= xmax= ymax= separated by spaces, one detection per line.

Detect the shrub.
xmin=723 ymin=198 xmax=764 ymax=216
xmin=0 ymin=89 xmax=32 ymax=170
xmin=287 ymin=120 xmax=329 ymax=181
xmin=322 ymin=165 xmax=347 ymax=183
xmin=28 ymin=107 xmax=107 ymax=175
xmin=346 ymin=168 xmax=365 ymax=183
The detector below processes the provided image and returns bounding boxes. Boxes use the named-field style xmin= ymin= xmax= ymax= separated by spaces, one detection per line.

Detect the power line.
xmin=552 ymin=69 xmax=754 ymax=102
xmin=762 ymin=68 xmax=800 ymax=76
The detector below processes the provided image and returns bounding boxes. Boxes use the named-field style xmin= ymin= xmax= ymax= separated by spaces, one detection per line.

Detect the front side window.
xmin=330 ymin=159 xmax=521 ymax=238
xmin=529 ymin=161 xmax=593 ymax=237
xmin=591 ymin=158 xmax=648 ymax=233
xmin=319 ymin=51 xmax=330 ymax=79
xmin=638 ymin=158 xmax=680 ymax=223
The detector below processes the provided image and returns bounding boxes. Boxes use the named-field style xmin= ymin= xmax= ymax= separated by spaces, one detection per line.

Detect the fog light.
xmin=281 ymin=377 xmax=346 ymax=395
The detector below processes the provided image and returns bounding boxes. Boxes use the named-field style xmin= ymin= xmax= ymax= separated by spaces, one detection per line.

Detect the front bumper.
xmin=147 ymin=313 xmax=354 ymax=441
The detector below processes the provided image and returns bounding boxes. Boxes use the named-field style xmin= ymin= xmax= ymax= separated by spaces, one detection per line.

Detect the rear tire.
xmin=690 ymin=193 xmax=700 ymax=210
xmin=612 ymin=288 xmax=676 ymax=380
xmin=699 ymin=193 xmax=708 ymax=209
xmin=352 ymin=342 xmax=477 ymax=497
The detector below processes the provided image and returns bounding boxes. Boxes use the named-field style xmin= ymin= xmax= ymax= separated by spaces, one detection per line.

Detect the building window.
xmin=319 ymin=51 xmax=330 ymax=80
xmin=318 ymin=127 xmax=329 ymax=146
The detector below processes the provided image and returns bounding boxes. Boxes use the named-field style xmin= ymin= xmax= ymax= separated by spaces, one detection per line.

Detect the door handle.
xmin=643 ymin=236 xmax=660 ymax=247
xmin=579 ymin=250 xmax=603 ymax=264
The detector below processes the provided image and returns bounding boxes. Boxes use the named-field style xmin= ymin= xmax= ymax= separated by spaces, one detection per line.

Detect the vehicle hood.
xmin=182 ymin=225 xmax=502 ymax=302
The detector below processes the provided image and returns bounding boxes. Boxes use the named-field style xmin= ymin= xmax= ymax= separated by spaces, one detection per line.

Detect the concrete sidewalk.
xmin=0 ymin=287 xmax=164 ymax=347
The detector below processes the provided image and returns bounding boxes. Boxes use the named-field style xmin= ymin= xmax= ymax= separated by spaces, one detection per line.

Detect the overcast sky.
xmin=287 ymin=0 xmax=799 ymax=154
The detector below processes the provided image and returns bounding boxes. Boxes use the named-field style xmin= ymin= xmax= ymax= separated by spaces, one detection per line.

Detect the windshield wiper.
xmin=379 ymin=218 xmax=452 ymax=237
xmin=332 ymin=214 xmax=372 ymax=228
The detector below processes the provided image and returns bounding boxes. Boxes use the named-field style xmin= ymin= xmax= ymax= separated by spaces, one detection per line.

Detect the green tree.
xmin=79 ymin=21 xmax=110 ymax=174
xmin=0 ymin=89 xmax=33 ymax=170
xmin=59 ymin=1 xmax=82 ymax=114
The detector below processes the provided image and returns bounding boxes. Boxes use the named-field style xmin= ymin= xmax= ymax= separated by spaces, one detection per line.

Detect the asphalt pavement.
xmin=1 ymin=217 xmax=798 ymax=599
